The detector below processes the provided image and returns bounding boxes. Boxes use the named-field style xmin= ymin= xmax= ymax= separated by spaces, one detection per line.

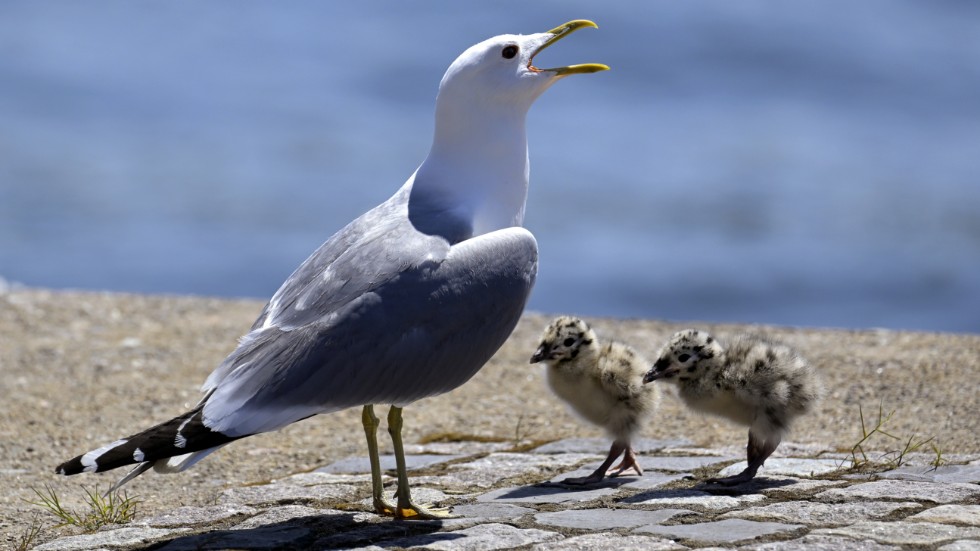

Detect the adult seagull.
xmin=56 ymin=20 xmax=607 ymax=519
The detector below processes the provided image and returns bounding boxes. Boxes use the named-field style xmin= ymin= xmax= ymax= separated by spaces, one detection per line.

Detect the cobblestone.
xmin=32 ymin=438 xmax=980 ymax=550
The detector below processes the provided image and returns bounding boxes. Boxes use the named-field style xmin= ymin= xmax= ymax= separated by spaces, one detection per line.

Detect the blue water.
xmin=2 ymin=2 xmax=979 ymax=333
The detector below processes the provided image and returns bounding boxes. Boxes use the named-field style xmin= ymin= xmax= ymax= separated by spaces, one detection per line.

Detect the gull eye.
xmin=501 ymin=45 xmax=519 ymax=59
xmin=677 ymin=353 xmax=691 ymax=363
xmin=563 ymin=338 xmax=575 ymax=347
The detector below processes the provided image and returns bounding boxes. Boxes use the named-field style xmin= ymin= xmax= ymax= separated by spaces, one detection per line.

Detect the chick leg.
xmin=708 ymin=430 xmax=781 ymax=486
xmin=562 ymin=439 xmax=627 ymax=485
xmin=362 ymin=405 xmax=398 ymax=515
xmin=607 ymin=442 xmax=643 ymax=477
xmin=386 ymin=406 xmax=454 ymax=519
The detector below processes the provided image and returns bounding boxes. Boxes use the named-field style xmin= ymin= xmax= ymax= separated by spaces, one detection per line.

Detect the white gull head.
xmin=409 ymin=20 xmax=608 ymax=240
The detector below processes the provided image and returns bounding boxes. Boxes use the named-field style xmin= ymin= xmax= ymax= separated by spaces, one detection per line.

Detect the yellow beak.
xmin=530 ymin=19 xmax=610 ymax=75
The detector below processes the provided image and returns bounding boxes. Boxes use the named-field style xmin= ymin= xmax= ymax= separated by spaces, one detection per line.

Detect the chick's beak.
xmin=643 ymin=358 xmax=677 ymax=383
xmin=530 ymin=345 xmax=549 ymax=364
xmin=529 ymin=19 xmax=610 ymax=75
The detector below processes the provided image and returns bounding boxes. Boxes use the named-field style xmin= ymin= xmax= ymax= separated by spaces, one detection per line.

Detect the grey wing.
xmin=253 ymin=186 xmax=428 ymax=333
xmin=201 ymin=226 xmax=537 ymax=436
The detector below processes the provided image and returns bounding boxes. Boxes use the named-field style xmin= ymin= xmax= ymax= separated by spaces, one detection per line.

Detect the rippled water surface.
xmin=2 ymin=2 xmax=978 ymax=332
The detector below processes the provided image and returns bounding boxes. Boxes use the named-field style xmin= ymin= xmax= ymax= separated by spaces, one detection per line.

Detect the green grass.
xmin=15 ymin=514 xmax=43 ymax=551
xmin=29 ymin=485 xmax=139 ymax=533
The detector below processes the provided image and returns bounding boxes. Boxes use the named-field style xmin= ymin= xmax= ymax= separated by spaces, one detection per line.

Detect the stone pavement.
xmin=34 ymin=438 xmax=980 ymax=550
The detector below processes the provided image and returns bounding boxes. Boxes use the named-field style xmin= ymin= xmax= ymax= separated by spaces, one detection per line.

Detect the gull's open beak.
xmin=530 ymin=19 xmax=610 ymax=75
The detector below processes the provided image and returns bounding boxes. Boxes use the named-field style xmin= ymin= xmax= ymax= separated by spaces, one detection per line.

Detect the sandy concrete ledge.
xmin=1 ymin=288 xmax=977 ymax=544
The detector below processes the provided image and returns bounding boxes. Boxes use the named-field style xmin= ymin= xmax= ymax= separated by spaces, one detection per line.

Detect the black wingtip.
xmin=54 ymin=409 xmax=242 ymax=477
xmin=55 ymin=456 xmax=84 ymax=476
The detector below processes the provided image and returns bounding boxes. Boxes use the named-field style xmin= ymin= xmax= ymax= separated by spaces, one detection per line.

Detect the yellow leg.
xmin=387 ymin=406 xmax=454 ymax=519
xmin=361 ymin=405 xmax=396 ymax=515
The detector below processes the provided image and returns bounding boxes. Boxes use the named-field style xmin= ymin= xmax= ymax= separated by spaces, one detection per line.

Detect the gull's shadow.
xmin=140 ymin=511 xmax=445 ymax=550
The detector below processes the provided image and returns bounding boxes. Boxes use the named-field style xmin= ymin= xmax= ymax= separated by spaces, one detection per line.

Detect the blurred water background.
xmin=1 ymin=1 xmax=978 ymax=333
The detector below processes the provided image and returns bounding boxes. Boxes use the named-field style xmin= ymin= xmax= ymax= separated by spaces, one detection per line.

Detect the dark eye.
xmin=563 ymin=338 xmax=575 ymax=347
xmin=677 ymin=354 xmax=691 ymax=362
xmin=502 ymin=45 xmax=519 ymax=59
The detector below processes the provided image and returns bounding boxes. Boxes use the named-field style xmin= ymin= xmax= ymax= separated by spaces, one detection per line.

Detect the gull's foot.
xmin=372 ymin=495 xmax=399 ymax=517
xmin=394 ymin=500 xmax=456 ymax=520
xmin=374 ymin=495 xmax=455 ymax=519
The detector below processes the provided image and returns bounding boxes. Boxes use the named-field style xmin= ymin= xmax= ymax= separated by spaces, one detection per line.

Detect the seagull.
xmin=644 ymin=329 xmax=820 ymax=485
xmin=55 ymin=20 xmax=608 ymax=519
xmin=530 ymin=316 xmax=658 ymax=485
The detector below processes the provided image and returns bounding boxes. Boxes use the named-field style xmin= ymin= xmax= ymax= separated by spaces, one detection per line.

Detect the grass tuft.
xmin=842 ymin=402 xmax=941 ymax=473
xmin=29 ymin=485 xmax=139 ymax=532
xmin=15 ymin=514 xmax=44 ymax=551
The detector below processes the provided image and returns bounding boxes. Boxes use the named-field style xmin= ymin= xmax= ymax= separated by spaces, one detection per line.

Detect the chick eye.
xmin=563 ymin=338 xmax=575 ymax=347
xmin=677 ymin=354 xmax=691 ymax=362
xmin=502 ymin=45 xmax=519 ymax=59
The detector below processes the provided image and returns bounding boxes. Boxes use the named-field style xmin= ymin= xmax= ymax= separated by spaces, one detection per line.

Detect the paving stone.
xmin=140 ymin=504 xmax=258 ymax=527
xmin=411 ymin=471 xmax=504 ymax=490
xmin=444 ymin=452 xmax=601 ymax=488
xmin=404 ymin=441 xmax=514 ymax=455
xmin=281 ymin=471 xmax=373 ymax=485
xmin=313 ymin=521 xmax=439 ymax=550
xmin=547 ymin=467 xmax=687 ymax=490
xmin=534 ymin=508 xmax=694 ymax=530
xmin=721 ymin=500 xmax=920 ymax=526
xmin=317 ymin=453 xmax=463 ymax=474
xmin=34 ymin=528 xmax=189 ymax=551
xmin=623 ymin=488 xmax=767 ymax=510
xmin=884 ymin=453 xmax=980 ymax=468
xmin=753 ymin=477 xmax=848 ymax=497
xmin=380 ymin=522 xmax=562 ymax=550
xmin=420 ymin=455 xmax=599 ymax=490
xmin=477 ymin=483 xmax=618 ymax=504
xmin=816 ymin=480 xmax=980 ymax=504
xmin=232 ymin=504 xmax=341 ymax=529
xmin=716 ymin=458 xmax=844 ymax=478
xmin=682 ymin=475 xmax=818 ymax=495
xmin=743 ymin=534 xmax=901 ymax=550
xmin=634 ymin=518 xmax=803 ymax=544
xmin=637 ymin=455 xmax=739 ymax=472
xmin=908 ymin=504 xmax=980 ymax=526
xmin=533 ymin=437 xmax=692 ymax=454
xmin=878 ymin=464 xmax=980 ymax=484
xmin=155 ymin=525 xmax=312 ymax=550
xmin=813 ymin=521 xmax=980 ymax=546
xmin=454 ymin=451 xmax=598 ymax=472
xmin=938 ymin=541 xmax=980 ymax=551
xmin=219 ymin=480 xmax=358 ymax=506
xmin=452 ymin=502 xmax=535 ymax=521
xmin=622 ymin=471 xmax=692 ymax=490
xmin=531 ymin=533 xmax=688 ymax=550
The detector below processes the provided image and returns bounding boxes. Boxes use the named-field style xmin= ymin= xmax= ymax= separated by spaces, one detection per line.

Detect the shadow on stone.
xmin=537 ymin=475 xmax=637 ymax=491
xmin=694 ymin=476 xmax=799 ymax=494
xmin=144 ymin=512 xmax=444 ymax=551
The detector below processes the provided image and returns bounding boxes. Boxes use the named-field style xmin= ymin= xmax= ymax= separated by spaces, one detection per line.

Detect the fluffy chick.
xmin=531 ymin=316 xmax=658 ymax=485
xmin=644 ymin=329 xmax=820 ymax=485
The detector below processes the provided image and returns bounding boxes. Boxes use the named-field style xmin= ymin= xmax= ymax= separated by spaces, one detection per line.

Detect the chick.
xmin=644 ymin=329 xmax=820 ymax=485
xmin=530 ymin=316 xmax=658 ymax=485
